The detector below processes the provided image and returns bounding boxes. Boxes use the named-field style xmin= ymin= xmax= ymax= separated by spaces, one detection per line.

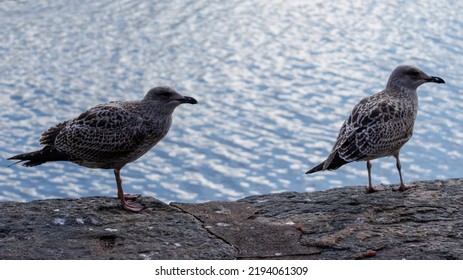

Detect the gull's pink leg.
xmin=114 ymin=169 xmax=143 ymax=212
xmin=365 ymin=160 xmax=385 ymax=193
xmin=392 ymin=154 xmax=415 ymax=192
xmin=114 ymin=170 xmax=140 ymax=200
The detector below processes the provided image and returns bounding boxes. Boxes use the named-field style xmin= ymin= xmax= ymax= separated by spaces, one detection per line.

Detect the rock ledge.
xmin=1 ymin=179 xmax=462 ymax=259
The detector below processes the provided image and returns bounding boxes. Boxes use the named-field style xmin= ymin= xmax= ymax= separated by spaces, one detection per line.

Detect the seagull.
xmin=306 ymin=65 xmax=445 ymax=192
xmin=8 ymin=86 xmax=198 ymax=211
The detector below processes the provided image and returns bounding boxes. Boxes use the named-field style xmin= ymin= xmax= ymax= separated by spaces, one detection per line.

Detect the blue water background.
xmin=1 ymin=0 xmax=462 ymax=203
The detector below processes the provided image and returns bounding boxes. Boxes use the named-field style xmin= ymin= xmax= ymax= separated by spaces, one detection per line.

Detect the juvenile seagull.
xmin=306 ymin=65 xmax=445 ymax=192
xmin=8 ymin=86 xmax=197 ymax=211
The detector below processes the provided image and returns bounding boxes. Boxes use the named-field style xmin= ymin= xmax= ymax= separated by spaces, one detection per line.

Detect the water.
xmin=1 ymin=0 xmax=462 ymax=203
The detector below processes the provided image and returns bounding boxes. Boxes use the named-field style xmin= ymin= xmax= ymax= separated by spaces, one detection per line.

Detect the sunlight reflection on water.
xmin=0 ymin=0 xmax=462 ymax=203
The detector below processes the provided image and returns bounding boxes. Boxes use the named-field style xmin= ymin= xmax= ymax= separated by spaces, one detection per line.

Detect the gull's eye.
xmin=158 ymin=91 xmax=171 ymax=99
xmin=406 ymin=69 xmax=420 ymax=77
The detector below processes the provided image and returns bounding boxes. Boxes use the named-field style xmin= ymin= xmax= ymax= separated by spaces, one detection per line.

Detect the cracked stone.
xmin=0 ymin=179 xmax=462 ymax=259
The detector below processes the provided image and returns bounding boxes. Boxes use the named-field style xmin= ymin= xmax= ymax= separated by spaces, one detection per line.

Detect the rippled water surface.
xmin=1 ymin=0 xmax=462 ymax=203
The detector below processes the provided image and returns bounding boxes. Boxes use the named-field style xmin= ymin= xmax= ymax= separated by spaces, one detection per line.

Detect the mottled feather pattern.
xmin=332 ymin=88 xmax=418 ymax=164
xmin=307 ymin=65 xmax=445 ymax=192
xmin=53 ymin=102 xmax=172 ymax=169
xmin=7 ymin=86 xmax=197 ymax=211
xmin=40 ymin=121 xmax=68 ymax=146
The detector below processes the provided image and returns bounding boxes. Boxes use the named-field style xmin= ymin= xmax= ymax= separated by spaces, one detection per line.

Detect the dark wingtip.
xmin=7 ymin=160 xmax=21 ymax=167
xmin=306 ymin=162 xmax=324 ymax=174
xmin=7 ymin=147 xmax=70 ymax=167
xmin=7 ymin=155 xmax=22 ymax=166
xmin=7 ymin=157 xmax=36 ymax=167
xmin=6 ymin=156 xmax=29 ymax=167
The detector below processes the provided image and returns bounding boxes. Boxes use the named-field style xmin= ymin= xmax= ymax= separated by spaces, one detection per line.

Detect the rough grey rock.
xmin=0 ymin=196 xmax=236 ymax=259
xmin=1 ymin=179 xmax=462 ymax=259
xmin=236 ymin=179 xmax=463 ymax=260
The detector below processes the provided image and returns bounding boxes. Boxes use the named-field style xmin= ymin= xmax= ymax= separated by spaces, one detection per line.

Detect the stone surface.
xmin=0 ymin=196 xmax=236 ymax=259
xmin=236 ymin=179 xmax=463 ymax=260
xmin=1 ymin=179 xmax=462 ymax=259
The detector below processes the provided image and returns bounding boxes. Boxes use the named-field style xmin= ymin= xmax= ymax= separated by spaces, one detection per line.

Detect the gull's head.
xmin=144 ymin=86 xmax=198 ymax=105
xmin=387 ymin=65 xmax=445 ymax=91
xmin=142 ymin=86 xmax=197 ymax=115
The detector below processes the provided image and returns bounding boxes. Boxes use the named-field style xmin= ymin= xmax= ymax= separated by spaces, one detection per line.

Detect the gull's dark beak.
xmin=177 ymin=96 xmax=198 ymax=104
xmin=426 ymin=76 xmax=445 ymax=84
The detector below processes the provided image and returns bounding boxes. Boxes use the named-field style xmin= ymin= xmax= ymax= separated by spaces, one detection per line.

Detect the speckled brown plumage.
xmin=306 ymin=65 xmax=445 ymax=192
xmin=45 ymin=101 xmax=172 ymax=169
xmin=8 ymin=86 xmax=198 ymax=211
